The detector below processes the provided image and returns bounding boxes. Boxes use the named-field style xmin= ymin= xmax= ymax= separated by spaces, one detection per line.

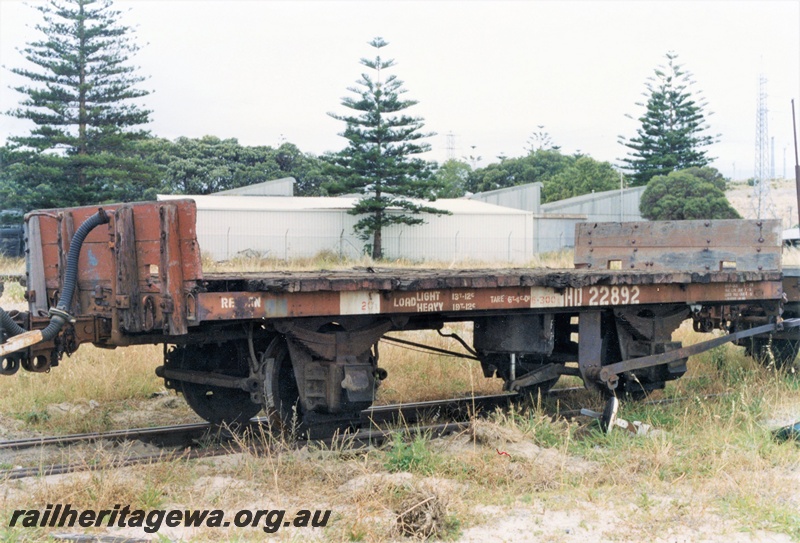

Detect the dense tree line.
xmin=131 ymin=137 xmax=333 ymax=197
xmin=0 ymin=136 xmax=335 ymax=210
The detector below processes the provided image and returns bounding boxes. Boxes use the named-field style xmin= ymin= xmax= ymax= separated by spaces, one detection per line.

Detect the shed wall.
xmin=380 ymin=211 xmax=534 ymax=262
xmin=179 ymin=197 xmax=534 ymax=262
xmin=468 ymin=183 xmax=542 ymax=213
xmin=541 ymin=186 xmax=645 ymax=222
xmin=213 ymin=177 xmax=296 ymax=196
xmin=532 ymin=214 xmax=587 ymax=253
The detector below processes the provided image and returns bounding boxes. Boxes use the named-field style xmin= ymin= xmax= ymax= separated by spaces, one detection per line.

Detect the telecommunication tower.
xmin=445 ymin=132 xmax=456 ymax=161
xmin=753 ymin=75 xmax=775 ymax=219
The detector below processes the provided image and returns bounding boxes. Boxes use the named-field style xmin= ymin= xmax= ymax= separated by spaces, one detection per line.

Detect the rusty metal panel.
xmin=574 ymin=220 xmax=782 ymax=272
xmin=197 ymin=291 xmax=341 ymax=321
xmin=113 ymin=205 xmax=142 ymax=332
xmin=563 ymin=281 xmax=782 ymax=307
xmin=159 ymin=204 xmax=187 ymax=335
xmin=24 ymin=216 xmax=48 ymax=315
xmin=578 ymin=311 xmax=603 ymax=392
xmin=783 ymin=268 xmax=800 ymax=303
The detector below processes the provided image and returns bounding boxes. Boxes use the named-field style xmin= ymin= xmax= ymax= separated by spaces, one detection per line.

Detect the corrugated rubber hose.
xmin=39 ymin=208 xmax=110 ymax=341
xmin=0 ymin=308 xmax=26 ymax=337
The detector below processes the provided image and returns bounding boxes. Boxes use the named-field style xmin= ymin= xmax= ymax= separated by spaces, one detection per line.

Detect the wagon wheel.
xmin=262 ymin=335 xmax=302 ymax=426
xmin=168 ymin=341 xmax=262 ymax=426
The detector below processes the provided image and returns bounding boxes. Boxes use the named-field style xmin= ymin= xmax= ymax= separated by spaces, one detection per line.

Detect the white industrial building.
xmin=158 ymin=194 xmax=534 ymax=262
xmin=159 ymin=179 xmax=646 ymax=262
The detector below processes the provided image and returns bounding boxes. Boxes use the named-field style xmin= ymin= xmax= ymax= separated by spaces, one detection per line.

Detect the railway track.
xmin=0 ymin=421 xmax=214 ymax=452
xmin=0 ymin=388 xmax=594 ymax=480
xmin=0 ymin=386 xmax=723 ymax=481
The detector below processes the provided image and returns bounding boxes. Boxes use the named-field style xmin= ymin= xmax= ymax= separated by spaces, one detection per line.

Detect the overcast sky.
xmin=1 ymin=0 xmax=798 ymax=181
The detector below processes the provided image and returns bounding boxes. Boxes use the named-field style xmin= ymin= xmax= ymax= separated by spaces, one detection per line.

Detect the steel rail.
xmin=1 ymin=446 xmax=232 ymax=481
xmin=0 ymin=385 xmax=737 ymax=481
xmin=0 ymin=422 xmax=214 ymax=452
xmin=0 ymin=420 xmax=477 ymax=481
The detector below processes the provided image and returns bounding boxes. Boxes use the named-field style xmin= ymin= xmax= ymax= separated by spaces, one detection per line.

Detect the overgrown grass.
xmin=375 ymin=326 xmax=502 ymax=405
xmin=0 ymin=343 xmax=200 ymax=435
xmin=0 ymin=255 xmax=24 ymax=276
xmin=384 ymin=433 xmax=442 ymax=475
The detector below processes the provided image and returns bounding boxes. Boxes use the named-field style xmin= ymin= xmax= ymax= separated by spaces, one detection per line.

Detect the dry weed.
xmin=395 ymin=482 xmax=450 ymax=539
xmin=376 ymin=326 xmax=502 ymax=405
xmin=201 ymin=248 xmax=575 ymax=273
xmin=0 ymin=256 xmax=24 ymax=276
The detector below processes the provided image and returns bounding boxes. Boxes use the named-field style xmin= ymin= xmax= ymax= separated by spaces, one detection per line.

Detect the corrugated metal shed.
xmin=212 ymin=177 xmax=295 ymax=196
xmin=468 ymin=182 xmax=645 ymax=223
xmin=541 ymin=186 xmax=645 ymax=222
xmin=467 ymin=183 xmax=542 ymax=213
xmin=467 ymin=183 xmax=646 ymax=252
xmin=157 ymin=195 xmax=534 ymax=262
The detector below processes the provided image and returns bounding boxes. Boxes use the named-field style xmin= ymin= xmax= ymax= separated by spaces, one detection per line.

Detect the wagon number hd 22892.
xmin=587 ymin=285 xmax=640 ymax=306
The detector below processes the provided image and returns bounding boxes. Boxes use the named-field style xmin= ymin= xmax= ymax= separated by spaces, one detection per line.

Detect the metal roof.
xmin=212 ymin=177 xmax=295 ymax=196
xmin=467 ymin=182 xmax=543 ymax=198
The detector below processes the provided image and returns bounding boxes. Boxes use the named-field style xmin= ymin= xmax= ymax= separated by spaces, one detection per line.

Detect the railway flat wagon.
xmin=1 ymin=200 xmax=798 ymax=426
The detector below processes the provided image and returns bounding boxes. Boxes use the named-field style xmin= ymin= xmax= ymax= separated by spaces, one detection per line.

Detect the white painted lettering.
xmin=392 ymin=297 xmax=417 ymax=307
xmin=417 ymin=302 xmax=444 ymax=312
